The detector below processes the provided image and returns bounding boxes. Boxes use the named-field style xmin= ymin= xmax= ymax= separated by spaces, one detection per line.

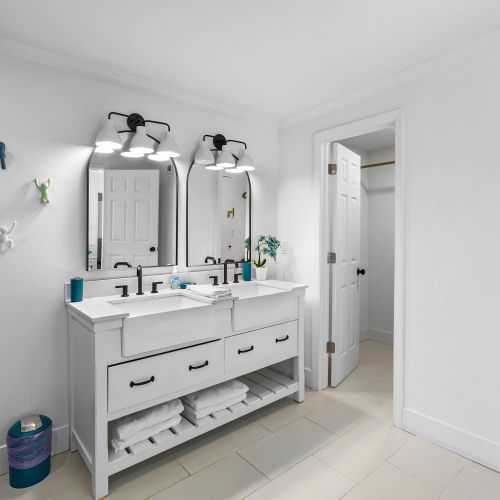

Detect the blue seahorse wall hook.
xmin=0 ymin=143 xmax=6 ymax=170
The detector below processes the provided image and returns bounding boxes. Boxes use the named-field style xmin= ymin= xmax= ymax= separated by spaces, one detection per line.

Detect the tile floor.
xmin=1 ymin=340 xmax=499 ymax=499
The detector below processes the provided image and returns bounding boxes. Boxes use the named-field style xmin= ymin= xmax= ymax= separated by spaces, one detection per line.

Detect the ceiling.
xmin=341 ymin=128 xmax=395 ymax=153
xmin=1 ymin=0 xmax=500 ymax=121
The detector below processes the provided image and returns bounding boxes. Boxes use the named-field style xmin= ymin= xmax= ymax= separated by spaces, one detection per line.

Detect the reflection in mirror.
xmin=87 ymin=136 xmax=178 ymax=270
xmin=187 ymin=165 xmax=251 ymax=266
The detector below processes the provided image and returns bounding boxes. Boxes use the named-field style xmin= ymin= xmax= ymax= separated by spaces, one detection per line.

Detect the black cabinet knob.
xmin=357 ymin=268 xmax=366 ymax=276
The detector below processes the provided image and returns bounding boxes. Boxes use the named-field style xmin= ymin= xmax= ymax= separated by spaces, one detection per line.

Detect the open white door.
xmin=102 ymin=169 xmax=159 ymax=269
xmin=330 ymin=143 xmax=361 ymax=387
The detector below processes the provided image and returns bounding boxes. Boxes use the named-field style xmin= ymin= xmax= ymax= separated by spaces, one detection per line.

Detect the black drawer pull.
xmin=238 ymin=345 xmax=254 ymax=354
xmin=189 ymin=360 xmax=209 ymax=371
xmin=130 ymin=375 xmax=155 ymax=388
xmin=275 ymin=335 xmax=290 ymax=343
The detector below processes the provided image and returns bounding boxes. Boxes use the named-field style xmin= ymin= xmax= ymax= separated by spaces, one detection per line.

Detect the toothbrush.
xmin=0 ymin=143 xmax=5 ymax=170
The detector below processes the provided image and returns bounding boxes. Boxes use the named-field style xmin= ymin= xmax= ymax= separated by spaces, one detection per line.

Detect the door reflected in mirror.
xmin=186 ymin=165 xmax=251 ymax=266
xmin=87 ymin=139 xmax=178 ymax=271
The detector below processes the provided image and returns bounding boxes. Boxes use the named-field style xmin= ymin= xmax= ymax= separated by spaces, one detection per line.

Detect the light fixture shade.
xmin=205 ymin=165 xmax=225 ymax=171
xmin=237 ymin=149 xmax=255 ymax=171
xmin=157 ymin=131 xmax=180 ymax=158
xmin=95 ymin=146 xmax=114 ymax=154
xmin=194 ymin=140 xmax=215 ymax=165
xmin=216 ymin=145 xmax=235 ymax=168
xmin=95 ymin=118 xmax=122 ymax=150
xmin=148 ymin=153 xmax=170 ymax=162
xmin=129 ymin=125 xmax=154 ymax=154
xmin=121 ymin=150 xmax=144 ymax=158
xmin=225 ymin=167 xmax=244 ymax=174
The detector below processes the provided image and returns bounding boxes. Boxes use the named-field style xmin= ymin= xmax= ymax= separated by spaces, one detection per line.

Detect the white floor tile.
xmin=388 ymin=437 xmax=467 ymax=491
xmin=439 ymin=464 xmax=500 ymax=500
xmin=245 ymin=456 xmax=354 ymax=500
xmin=108 ymin=452 xmax=188 ymax=499
xmin=306 ymin=392 xmax=381 ymax=435
xmin=149 ymin=454 xmax=267 ymax=500
xmin=238 ymin=418 xmax=334 ymax=479
xmin=314 ymin=419 xmax=408 ymax=481
xmin=255 ymin=390 xmax=333 ymax=432
xmin=176 ymin=420 xmax=270 ymax=474
xmin=342 ymin=462 xmax=440 ymax=500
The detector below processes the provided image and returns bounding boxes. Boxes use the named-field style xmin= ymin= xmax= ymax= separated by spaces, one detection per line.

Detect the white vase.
xmin=254 ymin=266 xmax=267 ymax=281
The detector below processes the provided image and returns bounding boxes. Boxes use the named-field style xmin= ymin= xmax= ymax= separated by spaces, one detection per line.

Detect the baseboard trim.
xmin=360 ymin=328 xmax=370 ymax=342
xmin=403 ymin=408 xmax=500 ymax=472
xmin=0 ymin=424 xmax=69 ymax=476
xmin=363 ymin=328 xmax=393 ymax=346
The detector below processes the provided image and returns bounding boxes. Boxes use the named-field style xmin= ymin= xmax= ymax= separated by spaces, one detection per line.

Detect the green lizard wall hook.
xmin=34 ymin=178 xmax=51 ymax=205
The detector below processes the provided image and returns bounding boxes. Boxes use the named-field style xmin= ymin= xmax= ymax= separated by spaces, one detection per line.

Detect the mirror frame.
xmin=86 ymin=156 xmax=179 ymax=271
xmin=185 ymin=161 xmax=252 ymax=267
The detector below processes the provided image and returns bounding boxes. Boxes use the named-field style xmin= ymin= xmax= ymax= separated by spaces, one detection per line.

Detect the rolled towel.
xmin=183 ymin=393 xmax=247 ymax=420
xmin=182 ymin=380 xmax=248 ymax=411
xmin=109 ymin=399 xmax=183 ymax=442
xmin=186 ymin=284 xmax=232 ymax=298
xmin=109 ymin=415 xmax=182 ymax=452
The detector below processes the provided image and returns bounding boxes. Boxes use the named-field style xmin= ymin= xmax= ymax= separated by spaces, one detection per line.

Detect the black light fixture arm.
xmin=202 ymin=133 xmax=247 ymax=151
xmin=107 ymin=111 xmax=171 ymax=134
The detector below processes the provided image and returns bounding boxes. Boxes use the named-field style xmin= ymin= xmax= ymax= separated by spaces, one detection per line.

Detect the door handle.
xmin=149 ymin=246 xmax=157 ymax=252
xmin=357 ymin=268 xmax=366 ymax=276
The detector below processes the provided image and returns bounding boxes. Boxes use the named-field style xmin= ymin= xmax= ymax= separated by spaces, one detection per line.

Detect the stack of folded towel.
xmin=186 ymin=284 xmax=232 ymax=299
xmin=182 ymin=380 xmax=249 ymax=422
xmin=109 ymin=399 xmax=183 ymax=452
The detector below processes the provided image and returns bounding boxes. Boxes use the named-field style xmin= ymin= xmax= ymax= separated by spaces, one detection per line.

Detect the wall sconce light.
xmin=94 ymin=112 xmax=180 ymax=161
xmin=193 ymin=133 xmax=255 ymax=172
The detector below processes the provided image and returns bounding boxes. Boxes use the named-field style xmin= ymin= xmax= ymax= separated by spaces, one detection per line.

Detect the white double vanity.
xmin=67 ymin=279 xmax=306 ymax=499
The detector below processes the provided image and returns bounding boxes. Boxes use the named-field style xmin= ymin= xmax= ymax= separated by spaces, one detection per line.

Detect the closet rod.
xmin=361 ymin=160 xmax=395 ymax=169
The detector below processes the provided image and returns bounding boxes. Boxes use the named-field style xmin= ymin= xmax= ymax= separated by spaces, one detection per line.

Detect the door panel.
xmin=102 ymin=170 xmax=159 ymax=269
xmin=331 ymin=143 xmax=361 ymax=386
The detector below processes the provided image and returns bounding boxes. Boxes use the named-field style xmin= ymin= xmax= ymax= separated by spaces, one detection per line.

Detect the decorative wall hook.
xmin=34 ymin=178 xmax=51 ymax=205
xmin=0 ymin=221 xmax=17 ymax=252
xmin=0 ymin=142 xmax=6 ymax=170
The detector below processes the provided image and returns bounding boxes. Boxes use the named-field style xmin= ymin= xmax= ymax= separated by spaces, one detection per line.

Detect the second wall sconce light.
xmin=94 ymin=112 xmax=180 ymax=161
xmin=194 ymin=134 xmax=255 ymax=172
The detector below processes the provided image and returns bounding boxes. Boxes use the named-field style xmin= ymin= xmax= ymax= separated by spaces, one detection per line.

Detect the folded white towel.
xmin=109 ymin=399 xmax=183 ymax=441
xmin=182 ymin=380 xmax=249 ymax=411
xmin=109 ymin=415 xmax=182 ymax=452
xmin=186 ymin=284 xmax=232 ymax=298
xmin=183 ymin=393 xmax=247 ymax=420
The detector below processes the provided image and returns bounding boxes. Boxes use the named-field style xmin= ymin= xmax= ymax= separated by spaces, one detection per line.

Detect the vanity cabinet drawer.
xmin=225 ymin=321 xmax=298 ymax=373
xmin=108 ymin=340 xmax=224 ymax=413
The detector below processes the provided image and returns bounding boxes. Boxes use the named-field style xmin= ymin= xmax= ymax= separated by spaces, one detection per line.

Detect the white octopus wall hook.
xmin=0 ymin=221 xmax=17 ymax=252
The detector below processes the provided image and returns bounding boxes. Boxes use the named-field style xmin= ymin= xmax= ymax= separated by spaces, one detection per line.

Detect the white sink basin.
xmin=228 ymin=283 xmax=298 ymax=331
xmin=109 ymin=292 xmax=216 ymax=357
xmin=110 ymin=294 xmax=206 ymax=317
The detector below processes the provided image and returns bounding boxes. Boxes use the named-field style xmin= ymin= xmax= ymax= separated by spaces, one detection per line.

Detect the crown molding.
xmin=0 ymin=37 xmax=277 ymax=128
xmin=280 ymin=28 xmax=500 ymax=130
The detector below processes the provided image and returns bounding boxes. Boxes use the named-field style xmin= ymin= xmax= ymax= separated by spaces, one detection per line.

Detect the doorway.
xmin=313 ymin=110 xmax=405 ymax=428
xmin=329 ymin=129 xmax=395 ymax=405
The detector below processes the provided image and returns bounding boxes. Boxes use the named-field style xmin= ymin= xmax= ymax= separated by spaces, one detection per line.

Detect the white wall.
xmin=0 ymin=53 xmax=279 ymax=463
xmin=363 ymin=146 xmax=395 ymax=344
xmin=278 ymin=42 xmax=500 ymax=470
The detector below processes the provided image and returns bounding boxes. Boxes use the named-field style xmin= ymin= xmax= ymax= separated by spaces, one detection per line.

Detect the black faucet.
xmin=223 ymin=259 xmax=236 ymax=285
xmin=136 ymin=265 xmax=144 ymax=295
xmin=204 ymin=256 xmax=216 ymax=264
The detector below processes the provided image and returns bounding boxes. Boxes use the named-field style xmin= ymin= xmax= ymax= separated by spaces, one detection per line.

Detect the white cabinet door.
xmin=331 ymin=143 xmax=361 ymax=386
xmin=102 ymin=170 xmax=159 ymax=269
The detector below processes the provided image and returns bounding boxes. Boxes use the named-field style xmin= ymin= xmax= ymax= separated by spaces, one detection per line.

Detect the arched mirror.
xmin=186 ymin=164 xmax=251 ymax=266
xmin=87 ymin=134 xmax=178 ymax=270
